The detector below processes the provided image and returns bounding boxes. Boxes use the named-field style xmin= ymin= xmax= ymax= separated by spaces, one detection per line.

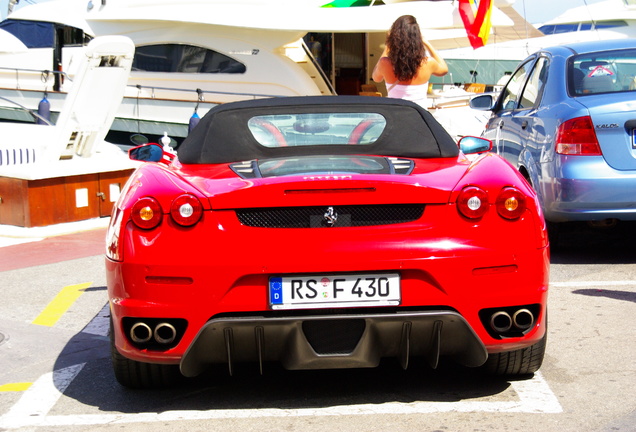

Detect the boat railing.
xmin=1 ymin=65 xmax=289 ymax=102
xmin=0 ymin=95 xmax=54 ymax=125
xmin=0 ymin=67 xmax=68 ymax=92
xmin=129 ymin=83 xmax=287 ymax=102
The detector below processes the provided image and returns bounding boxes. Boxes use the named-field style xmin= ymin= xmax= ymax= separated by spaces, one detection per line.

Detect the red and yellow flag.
xmin=458 ymin=0 xmax=493 ymax=49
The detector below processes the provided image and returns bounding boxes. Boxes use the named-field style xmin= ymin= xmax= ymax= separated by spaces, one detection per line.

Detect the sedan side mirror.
xmin=458 ymin=136 xmax=492 ymax=155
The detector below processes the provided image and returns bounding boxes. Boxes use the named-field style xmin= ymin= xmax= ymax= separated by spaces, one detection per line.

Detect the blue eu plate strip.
xmin=269 ymin=277 xmax=283 ymax=305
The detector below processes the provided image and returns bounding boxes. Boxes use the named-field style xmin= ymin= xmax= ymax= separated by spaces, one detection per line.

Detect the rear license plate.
xmin=632 ymin=129 xmax=636 ymax=149
xmin=269 ymin=273 xmax=400 ymax=310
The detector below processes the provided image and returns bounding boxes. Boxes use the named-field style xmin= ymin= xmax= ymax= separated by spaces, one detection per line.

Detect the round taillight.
xmin=457 ymin=186 xmax=489 ymax=219
xmin=131 ymin=197 xmax=162 ymax=229
xmin=170 ymin=194 xmax=203 ymax=226
xmin=496 ymin=187 xmax=526 ymax=220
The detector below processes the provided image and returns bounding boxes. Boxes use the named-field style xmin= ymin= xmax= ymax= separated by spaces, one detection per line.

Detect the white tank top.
xmin=386 ymin=82 xmax=429 ymax=108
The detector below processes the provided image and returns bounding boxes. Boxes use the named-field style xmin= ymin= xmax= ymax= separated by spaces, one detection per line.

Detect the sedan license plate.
xmin=632 ymin=129 xmax=636 ymax=149
xmin=269 ymin=273 xmax=400 ymax=310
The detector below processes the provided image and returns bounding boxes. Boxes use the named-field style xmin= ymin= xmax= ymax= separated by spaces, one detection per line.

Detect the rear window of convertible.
xmin=247 ymin=113 xmax=387 ymax=148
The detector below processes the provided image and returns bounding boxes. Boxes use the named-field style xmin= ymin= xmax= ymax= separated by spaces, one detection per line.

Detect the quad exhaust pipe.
xmin=489 ymin=308 xmax=535 ymax=334
xmin=130 ymin=321 xmax=177 ymax=345
xmin=154 ymin=322 xmax=177 ymax=344
xmin=512 ymin=309 xmax=534 ymax=331
xmin=130 ymin=322 xmax=153 ymax=344
xmin=490 ymin=311 xmax=512 ymax=333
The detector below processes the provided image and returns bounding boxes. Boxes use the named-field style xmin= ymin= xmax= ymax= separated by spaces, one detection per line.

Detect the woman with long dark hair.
xmin=372 ymin=15 xmax=448 ymax=107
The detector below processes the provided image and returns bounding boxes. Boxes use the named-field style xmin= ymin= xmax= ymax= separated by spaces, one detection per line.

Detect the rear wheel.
xmin=482 ymin=334 xmax=546 ymax=376
xmin=110 ymin=319 xmax=181 ymax=389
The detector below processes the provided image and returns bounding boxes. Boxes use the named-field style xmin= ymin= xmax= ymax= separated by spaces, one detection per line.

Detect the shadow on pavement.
xmin=550 ymin=221 xmax=636 ymax=265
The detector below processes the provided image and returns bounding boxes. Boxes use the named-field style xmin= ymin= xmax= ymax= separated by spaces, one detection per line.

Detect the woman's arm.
xmin=423 ymin=39 xmax=448 ymax=77
xmin=372 ymin=47 xmax=391 ymax=83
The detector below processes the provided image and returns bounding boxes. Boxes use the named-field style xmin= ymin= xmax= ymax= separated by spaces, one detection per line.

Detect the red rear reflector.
xmin=285 ymin=188 xmax=375 ymax=194
xmin=555 ymin=116 xmax=602 ymax=155
xmin=472 ymin=265 xmax=518 ymax=276
xmin=145 ymin=276 xmax=194 ymax=285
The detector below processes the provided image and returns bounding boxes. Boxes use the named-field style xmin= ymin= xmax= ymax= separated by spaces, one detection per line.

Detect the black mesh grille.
xmin=236 ymin=204 xmax=424 ymax=228
xmin=302 ymin=319 xmax=366 ymax=355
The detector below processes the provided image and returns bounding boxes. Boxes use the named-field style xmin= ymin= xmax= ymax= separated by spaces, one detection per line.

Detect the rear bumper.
xmin=180 ymin=311 xmax=488 ymax=377
xmin=542 ymin=156 xmax=636 ymax=222
xmin=107 ymin=203 xmax=549 ymax=371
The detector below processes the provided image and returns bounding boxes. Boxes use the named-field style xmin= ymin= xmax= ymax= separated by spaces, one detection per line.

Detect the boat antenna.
xmin=581 ymin=0 xmax=600 ymax=38
xmin=7 ymin=0 xmax=19 ymax=15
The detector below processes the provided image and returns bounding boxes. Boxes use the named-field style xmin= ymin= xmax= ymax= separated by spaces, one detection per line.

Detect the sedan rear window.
xmin=570 ymin=48 xmax=636 ymax=95
xmin=247 ymin=113 xmax=387 ymax=148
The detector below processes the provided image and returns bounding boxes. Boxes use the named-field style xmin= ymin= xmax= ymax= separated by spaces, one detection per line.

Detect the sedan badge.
xmin=323 ymin=206 xmax=338 ymax=226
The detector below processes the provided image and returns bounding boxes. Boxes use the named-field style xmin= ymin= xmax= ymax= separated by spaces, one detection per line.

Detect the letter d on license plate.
xmin=269 ymin=273 xmax=400 ymax=310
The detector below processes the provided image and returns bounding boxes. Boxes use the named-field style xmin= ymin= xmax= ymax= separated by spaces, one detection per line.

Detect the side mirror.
xmin=459 ymin=136 xmax=492 ymax=155
xmin=469 ymin=94 xmax=496 ymax=111
xmin=128 ymin=143 xmax=164 ymax=162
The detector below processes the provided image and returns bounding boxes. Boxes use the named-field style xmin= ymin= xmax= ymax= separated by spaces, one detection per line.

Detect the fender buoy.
xmin=37 ymin=94 xmax=51 ymax=125
xmin=188 ymin=110 xmax=200 ymax=134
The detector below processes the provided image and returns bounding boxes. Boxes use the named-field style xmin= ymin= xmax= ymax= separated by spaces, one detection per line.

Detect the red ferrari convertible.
xmin=106 ymin=96 xmax=549 ymax=388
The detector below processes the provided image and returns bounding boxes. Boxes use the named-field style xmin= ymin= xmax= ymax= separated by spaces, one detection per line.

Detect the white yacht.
xmin=0 ymin=35 xmax=140 ymax=227
xmin=0 ymin=0 xmax=518 ymax=144
xmin=438 ymin=0 xmax=636 ymax=86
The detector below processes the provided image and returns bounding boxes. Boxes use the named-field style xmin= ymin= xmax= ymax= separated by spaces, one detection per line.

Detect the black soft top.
xmin=178 ymin=96 xmax=459 ymax=164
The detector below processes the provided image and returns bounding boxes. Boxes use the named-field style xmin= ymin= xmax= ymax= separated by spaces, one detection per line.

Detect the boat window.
xmin=58 ymin=25 xmax=92 ymax=47
xmin=594 ymin=20 xmax=628 ymax=29
xmin=0 ymin=19 xmax=90 ymax=48
xmin=0 ymin=19 xmax=54 ymax=48
xmin=132 ymin=44 xmax=246 ymax=74
xmin=247 ymin=113 xmax=387 ymax=148
xmin=539 ymin=21 xmax=627 ymax=35
xmin=569 ymin=48 xmax=636 ymax=96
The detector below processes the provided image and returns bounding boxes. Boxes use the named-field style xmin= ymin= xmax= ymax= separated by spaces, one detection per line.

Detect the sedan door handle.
xmin=498 ymin=120 xmax=504 ymax=129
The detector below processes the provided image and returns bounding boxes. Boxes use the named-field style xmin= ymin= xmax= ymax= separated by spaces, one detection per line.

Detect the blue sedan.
xmin=470 ymin=39 xmax=636 ymax=238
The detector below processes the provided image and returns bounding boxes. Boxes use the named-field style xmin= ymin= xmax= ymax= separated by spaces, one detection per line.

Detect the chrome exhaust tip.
xmin=490 ymin=311 xmax=512 ymax=333
xmin=513 ymin=308 xmax=534 ymax=331
xmin=130 ymin=322 xmax=153 ymax=344
xmin=154 ymin=322 xmax=177 ymax=345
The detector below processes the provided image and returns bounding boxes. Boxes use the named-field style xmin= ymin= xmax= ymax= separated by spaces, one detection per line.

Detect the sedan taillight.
xmin=555 ymin=116 xmax=602 ymax=155
xmin=131 ymin=197 xmax=163 ymax=230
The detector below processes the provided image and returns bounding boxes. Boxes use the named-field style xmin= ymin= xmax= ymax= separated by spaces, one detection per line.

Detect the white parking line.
xmin=0 ymin=364 xmax=85 ymax=429
xmin=0 ymin=365 xmax=562 ymax=429
xmin=551 ymin=280 xmax=636 ymax=288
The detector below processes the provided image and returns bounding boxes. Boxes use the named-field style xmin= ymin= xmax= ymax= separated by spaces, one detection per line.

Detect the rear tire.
xmin=482 ymin=334 xmax=546 ymax=376
xmin=110 ymin=319 xmax=181 ymax=389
